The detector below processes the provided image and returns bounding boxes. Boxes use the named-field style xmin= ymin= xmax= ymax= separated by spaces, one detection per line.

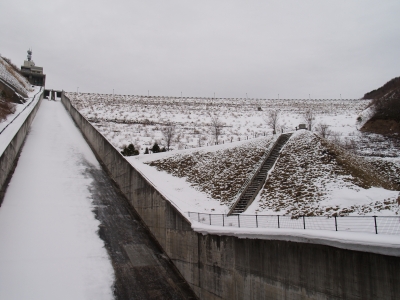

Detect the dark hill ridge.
xmin=363 ymin=76 xmax=400 ymax=100
xmin=361 ymin=76 xmax=400 ymax=135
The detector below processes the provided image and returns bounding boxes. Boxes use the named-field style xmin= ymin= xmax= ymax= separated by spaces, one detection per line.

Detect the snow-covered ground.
xmin=67 ymin=92 xmax=372 ymax=152
xmin=66 ymin=92 xmax=400 ymax=242
xmin=0 ymin=99 xmax=114 ymax=300
xmin=67 ymin=91 xmax=400 ymax=158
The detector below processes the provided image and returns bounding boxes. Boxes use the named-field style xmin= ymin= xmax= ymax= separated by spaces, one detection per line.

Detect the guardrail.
xmin=188 ymin=212 xmax=400 ymax=235
xmin=0 ymin=87 xmax=43 ymax=135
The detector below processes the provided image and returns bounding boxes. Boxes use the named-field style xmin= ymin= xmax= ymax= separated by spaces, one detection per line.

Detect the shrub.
xmin=0 ymin=91 xmax=16 ymax=122
xmin=151 ymin=142 xmax=161 ymax=153
xmin=121 ymin=143 xmax=139 ymax=156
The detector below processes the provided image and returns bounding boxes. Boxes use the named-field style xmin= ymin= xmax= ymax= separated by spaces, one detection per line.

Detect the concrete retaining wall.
xmin=0 ymin=89 xmax=43 ymax=201
xmin=61 ymin=92 xmax=400 ymax=300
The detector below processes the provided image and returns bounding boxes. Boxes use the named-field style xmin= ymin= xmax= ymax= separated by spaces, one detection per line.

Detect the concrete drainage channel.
xmin=83 ymin=161 xmax=197 ymax=299
xmin=0 ymin=94 xmax=196 ymax=299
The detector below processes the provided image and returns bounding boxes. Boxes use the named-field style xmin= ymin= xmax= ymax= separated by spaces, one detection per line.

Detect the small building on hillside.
xmin=20 ymin=49 xmax=46 ymax=87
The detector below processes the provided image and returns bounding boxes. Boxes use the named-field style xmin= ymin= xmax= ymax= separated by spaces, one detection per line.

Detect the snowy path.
xmin=0 ymin=100 xmax=114 ymax=300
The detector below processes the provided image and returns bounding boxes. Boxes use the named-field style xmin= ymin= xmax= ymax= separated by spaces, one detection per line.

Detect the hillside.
xmin=142 ymin=131 xmax=399 ymax=217
xmin=147 ymin=137 xmax=274 ymax=206
xmin=363 ymin=76 xmax=400 ymax=100
xmin=247 ymin=131 xmax=399 ymax=217
xmin=0 ymin=56 xmax=32 ymax=97
xmin=361 ymin=76 xmax=400 ymax=135
xmin=0 ymin=56 xmax=33 ymax=122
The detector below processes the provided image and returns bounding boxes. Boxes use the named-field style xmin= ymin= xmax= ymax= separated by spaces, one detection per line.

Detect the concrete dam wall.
xmin=0 ymin=89 xmax=43 ymax=202
xmin=61 ymin=92 xmax=400 ymax=300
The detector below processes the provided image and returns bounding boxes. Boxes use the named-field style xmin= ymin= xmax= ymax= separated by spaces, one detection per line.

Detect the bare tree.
xmin=197 ymin=133 xmax=203 ymax=147
xmin=209 ymin=113 xmax=224 ymax=144
xmin=315 ymin=123 xmax=331 ymax=138
xmin=161 ymin=122 xmax=176 ymax=151
xmin=303 ymin=109 xmax=315 ymax=131
xmin=264 ymin=109 xmax=280 ymax=134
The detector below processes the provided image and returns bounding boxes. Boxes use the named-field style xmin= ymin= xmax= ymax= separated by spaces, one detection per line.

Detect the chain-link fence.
xmin=188 ymin=212 xmax=400 ymax=235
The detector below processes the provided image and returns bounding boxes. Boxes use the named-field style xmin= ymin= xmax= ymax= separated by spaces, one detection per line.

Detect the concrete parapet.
xmin=0 ymin=89 xmax=43 ymax=203
xmin=61 ymin=92 xmax=400 ymax=300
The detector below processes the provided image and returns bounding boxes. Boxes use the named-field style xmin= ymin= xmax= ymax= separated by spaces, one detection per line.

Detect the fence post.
xmin=238 ymin=214 xmax=240 ymax=228
xmin=334 ymin=216 xmax=337 ymax=231
xmin=209 ymin=214 xmax=211 ymax=225
xmin=303 ymin=215 xmax=306 ymax=229
xmin=278 ymin=215 xmax=280 ymax=228
xmin=198 ymin=213 xmax=200 ymax=223
xmin=188 ymin=212 xmax=191 ymax=218
xmin=223 ymin=214 xmax=225 ymax=227
xmin=374 ymin=216 xmax=378 ymax=234
xmin=256 ymin=215 xmax=258 ymax=228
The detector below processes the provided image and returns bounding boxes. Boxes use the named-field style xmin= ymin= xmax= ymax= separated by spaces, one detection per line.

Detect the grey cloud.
xmin=1 ymin=0 xmax=399 ymax=99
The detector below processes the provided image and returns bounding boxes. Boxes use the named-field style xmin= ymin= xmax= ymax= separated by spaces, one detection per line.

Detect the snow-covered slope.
xmin=247 ymin=130 xmax=399 ymax=217
xmin=0 ymin=56 xmax=33 ymax=96
xmin=147 ymin=137 xmax=274 ymax=206
xmin=138 ymin=130 xmax=399 ymax=217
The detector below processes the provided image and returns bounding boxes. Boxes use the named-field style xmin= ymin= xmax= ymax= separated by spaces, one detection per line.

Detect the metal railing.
xmin=228 ymin=135 xmax=280 ymax=213
xmin=0 ymin=87 xmax=43 ymax=135
xmin=187 ymin=212 xmax=400 ymax=235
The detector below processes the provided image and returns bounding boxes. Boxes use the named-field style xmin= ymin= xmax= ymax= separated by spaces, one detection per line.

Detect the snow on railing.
xmin=188 ymin=212 xmax=400 ymax=235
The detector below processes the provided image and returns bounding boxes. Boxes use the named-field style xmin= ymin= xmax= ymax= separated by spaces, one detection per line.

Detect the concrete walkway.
xmin=0 ymin=100 xmax=196 ymax=299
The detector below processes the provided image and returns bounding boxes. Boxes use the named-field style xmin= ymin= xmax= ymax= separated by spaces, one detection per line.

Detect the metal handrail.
xmin=228 ymin=134 xmax=281 ymax=214
xmin=188 ymin=212 xmax=400 ymax=235
xmin=0 ymin=86 xmax=43 ymax=135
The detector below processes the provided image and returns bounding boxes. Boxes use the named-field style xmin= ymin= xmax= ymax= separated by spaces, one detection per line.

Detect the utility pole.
xmin=77 ymin=87 xmax=79 ymax=94
xmin=148 ymin=90 xmax=149 ymax=97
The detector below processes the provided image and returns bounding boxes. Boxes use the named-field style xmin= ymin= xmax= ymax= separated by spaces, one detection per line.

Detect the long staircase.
xmin=229 ymin=133 xmax=293 ymax=214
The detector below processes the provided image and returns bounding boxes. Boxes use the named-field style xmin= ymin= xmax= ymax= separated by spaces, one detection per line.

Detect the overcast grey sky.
xmin=1 ymin=0 xmax=399 ymax=98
